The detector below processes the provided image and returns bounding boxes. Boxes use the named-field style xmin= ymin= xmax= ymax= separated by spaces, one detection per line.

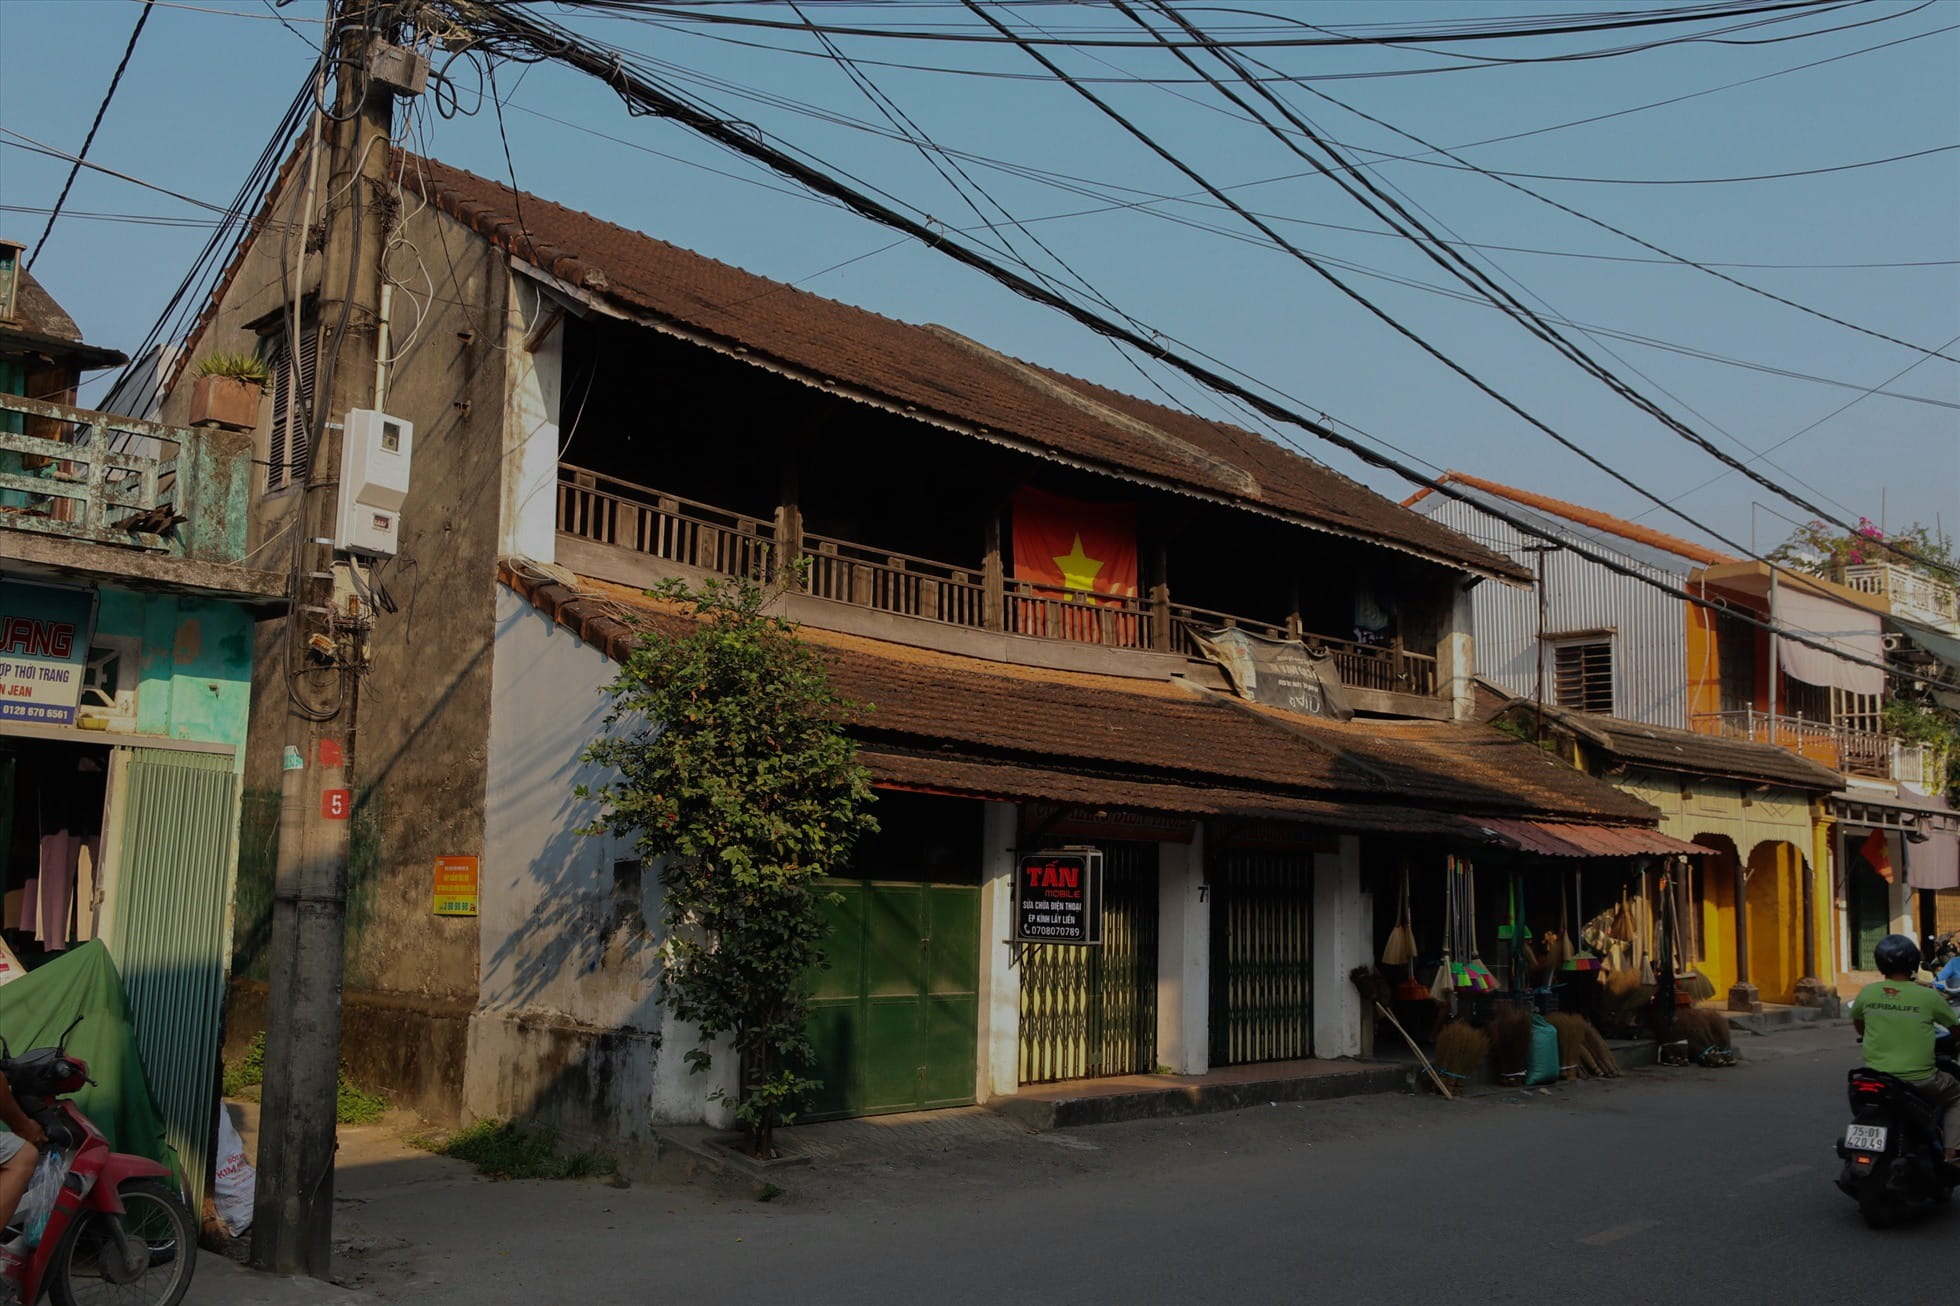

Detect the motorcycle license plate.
xmin=1844 ymin=1124 xmax=1888 ymax=1151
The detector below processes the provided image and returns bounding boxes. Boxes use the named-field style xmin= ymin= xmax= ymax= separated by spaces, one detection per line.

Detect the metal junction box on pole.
xmin=333 ymin=408 xmax=412 ymax=556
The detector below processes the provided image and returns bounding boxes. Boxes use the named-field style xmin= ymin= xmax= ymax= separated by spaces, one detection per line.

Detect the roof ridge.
xmin=1407 ymin=470 xmax=1734 ymax=566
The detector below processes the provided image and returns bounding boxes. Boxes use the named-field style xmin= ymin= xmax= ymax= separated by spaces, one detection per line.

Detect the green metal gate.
xmin=110 ymin=749 xmax=238 ymax=1213
xmin=1019 ymin=842 xmax=1159 ymax=1083
xmin=803 ymin=880 xmax=979 ymax=1121
xmin=1209 ymin=850 xmax=1314 ymax=1066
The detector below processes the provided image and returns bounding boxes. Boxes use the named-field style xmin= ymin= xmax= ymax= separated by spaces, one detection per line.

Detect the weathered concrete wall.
xmin=166 ymin=171 xmax=514 ymax=1107
xmin=468 ymin=587 xmax=736 ymax=1140
xmin=1313 ymin=836 xmax=1370 ymax=1060
xmin=93 ymin=589 xmax=253 ymax=746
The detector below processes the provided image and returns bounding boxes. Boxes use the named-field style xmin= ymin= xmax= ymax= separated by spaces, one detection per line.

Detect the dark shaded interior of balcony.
xmin=555 ymin=318 xmax=1455 ymax=696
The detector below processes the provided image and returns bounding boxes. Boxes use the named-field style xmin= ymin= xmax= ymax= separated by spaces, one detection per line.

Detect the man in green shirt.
xmin=1854 ymin=934 xmax=1960 ymax=1161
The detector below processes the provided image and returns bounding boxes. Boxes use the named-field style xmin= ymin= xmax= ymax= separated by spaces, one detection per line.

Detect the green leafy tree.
xmin=579 ymin=574 xmax=877 ymax=1157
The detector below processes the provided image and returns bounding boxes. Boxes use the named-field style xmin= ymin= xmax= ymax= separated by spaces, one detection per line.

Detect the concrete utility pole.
xmin=253 ymin=0 xmax=395 ymax=1277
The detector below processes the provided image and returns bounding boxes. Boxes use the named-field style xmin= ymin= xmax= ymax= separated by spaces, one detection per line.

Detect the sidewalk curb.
xmin=197 ymin=1256 xmax=382 ymax=1305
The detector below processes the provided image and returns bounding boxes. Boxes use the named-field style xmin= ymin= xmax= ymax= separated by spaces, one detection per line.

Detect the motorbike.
xmin=0 ymin=1016 xmax=196 ymax=1306
xmin=1834 ymin=1023 xmax=1960 ymax=1228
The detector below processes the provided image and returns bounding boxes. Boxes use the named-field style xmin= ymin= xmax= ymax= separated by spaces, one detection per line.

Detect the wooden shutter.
xmin=265 ymin=318 xmax=317 ymax=491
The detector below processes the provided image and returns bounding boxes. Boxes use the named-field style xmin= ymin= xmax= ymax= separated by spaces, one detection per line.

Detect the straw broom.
xmin=1432 ymin=1020 xmax=1490 ymax=1092
xmin=1547 ymin=1013 xmax=1620 ymax=1079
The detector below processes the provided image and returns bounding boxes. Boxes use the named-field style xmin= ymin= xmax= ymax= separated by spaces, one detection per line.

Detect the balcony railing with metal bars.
xmin=0 ymin=391 xmax=251 ymax=562
xmin=558 ymin=466 xmax=1442 ymax=696
xmin=1833 ymin=561 xmax=1959 ymax=632
xmin=1690 ymin=708 xmax=1929 ymax=782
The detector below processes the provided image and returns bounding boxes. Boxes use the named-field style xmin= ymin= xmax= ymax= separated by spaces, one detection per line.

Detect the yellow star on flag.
xmin=1053 ymin=533 xmax=1105 ymax=593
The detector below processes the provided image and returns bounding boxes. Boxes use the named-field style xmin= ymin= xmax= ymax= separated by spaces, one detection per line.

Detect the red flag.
xmin=1010 ymin=487 xmax=1140 ymax=643
xmin=1859 ymin=828 xmax=1894 ymax=885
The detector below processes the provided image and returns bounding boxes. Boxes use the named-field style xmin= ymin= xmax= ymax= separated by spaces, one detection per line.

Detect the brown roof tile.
xmin=507 ymin=564 xmax=1658 ymax=828
xmin=402 ymin=153 xmax=1526 ymax=582
xmin=1512 ymin=701 xmax=1843 ymax=791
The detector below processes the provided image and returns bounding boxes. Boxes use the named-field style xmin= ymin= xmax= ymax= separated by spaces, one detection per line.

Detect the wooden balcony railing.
xmin=558 ymin=466 xmax=1443 ymax=698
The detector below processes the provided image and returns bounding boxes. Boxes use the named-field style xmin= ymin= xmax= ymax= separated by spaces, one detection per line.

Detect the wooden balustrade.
xmin=557 ymin=465 xmax=1445 ymax=698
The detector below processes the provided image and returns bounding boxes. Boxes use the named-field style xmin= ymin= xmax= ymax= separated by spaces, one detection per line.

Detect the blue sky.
xmin=2 ymin=1 xmax=1954 ymax=559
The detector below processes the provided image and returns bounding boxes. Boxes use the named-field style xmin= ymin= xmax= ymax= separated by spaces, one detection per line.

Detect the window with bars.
xmin=263 ymin=317 xmax=318 ymax=492
xmin=1550 ymin=635 xmax=1614 ymax=715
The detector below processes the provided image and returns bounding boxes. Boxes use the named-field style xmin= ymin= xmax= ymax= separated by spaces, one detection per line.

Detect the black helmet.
xmin=1873 ymin=934 xmax=1921 ymax=976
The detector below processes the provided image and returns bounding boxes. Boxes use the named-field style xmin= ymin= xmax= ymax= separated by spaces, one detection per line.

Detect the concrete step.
xmin=990 ymin=1062 xmax=1407 ymax=1130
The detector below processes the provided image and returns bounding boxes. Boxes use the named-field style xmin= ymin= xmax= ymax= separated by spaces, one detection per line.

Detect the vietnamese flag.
xmin=1857 ymin=828 xmax=1894 ymax=885
xmin=1011 ymin=487 xmax=1139 ymax=599
xmin=1011 ymin=487 xmax=1139 ymax=642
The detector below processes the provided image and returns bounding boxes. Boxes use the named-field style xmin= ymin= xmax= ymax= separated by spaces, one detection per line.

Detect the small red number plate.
xmin=321 ymin=789 xmax=352 ymax=820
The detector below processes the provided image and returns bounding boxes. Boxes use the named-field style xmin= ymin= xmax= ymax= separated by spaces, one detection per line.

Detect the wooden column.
xmin=982 ymin=504 xmax=1005 ymax=631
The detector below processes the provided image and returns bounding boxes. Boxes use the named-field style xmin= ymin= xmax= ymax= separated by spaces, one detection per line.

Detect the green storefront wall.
xmin=802 ymin=879 xmax=980 ymax=1122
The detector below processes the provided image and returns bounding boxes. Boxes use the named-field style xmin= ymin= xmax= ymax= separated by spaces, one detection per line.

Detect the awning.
xmin=1474 ymin=818 xmax=1709 ymax=859
xmin=1832 ymin=785 xmax=1960 ymax=892
xmin=1774 ymin=583 xmax=1884 ymax=698
xmin=1906 ymin=828 xmax=1960 ymax=892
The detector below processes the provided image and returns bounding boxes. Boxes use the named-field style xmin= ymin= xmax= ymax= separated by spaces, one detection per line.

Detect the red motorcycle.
xmin=1 ymin=1017 xmax=195 ymax=1305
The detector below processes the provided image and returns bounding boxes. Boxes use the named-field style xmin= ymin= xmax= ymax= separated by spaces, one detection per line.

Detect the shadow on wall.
xmin=479 ymin=596 xmax=666 ymax=1032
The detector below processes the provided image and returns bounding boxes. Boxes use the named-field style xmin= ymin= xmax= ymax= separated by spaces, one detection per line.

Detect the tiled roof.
xmin=1514 ymin=701 xmax=1843 ymax=791
xmin=396 ymin=153 xmax=1527 ymax=583
xmin=1402 ymin=471 xmax=1734 ymax=566
xmin=0 ymin=265 xmax=126 ymax=369
xmin=502 ymin=563 xmax=1661 ymax=831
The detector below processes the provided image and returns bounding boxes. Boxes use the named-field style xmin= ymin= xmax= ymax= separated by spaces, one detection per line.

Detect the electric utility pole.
xmin=253 ymin=0 xmax=396 ymax=1277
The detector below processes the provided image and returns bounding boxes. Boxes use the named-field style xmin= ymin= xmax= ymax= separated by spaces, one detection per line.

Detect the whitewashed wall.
xmin=465 ymin=587 xmax=735 ymax=1152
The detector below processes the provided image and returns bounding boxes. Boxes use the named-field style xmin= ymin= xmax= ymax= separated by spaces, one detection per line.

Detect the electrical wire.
xmin=979 ymin=0 xmax=1949 ymax=581
xmin=25 ymin=0 xmax=153 ymax=270
xmin=565 ymin=1 xmax=1865 ymax=50
xmin=428 ymin=0 xmax=1934 ymax=675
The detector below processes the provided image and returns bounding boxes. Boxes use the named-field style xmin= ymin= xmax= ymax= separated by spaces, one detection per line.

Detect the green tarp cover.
xmin=0 ymin=941 xmax=176 ymax=1177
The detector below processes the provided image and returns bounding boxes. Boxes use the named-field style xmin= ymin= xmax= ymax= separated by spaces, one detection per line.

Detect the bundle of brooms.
xmin=1431 ymin=1019 xmax=1490 ymax=1092
xmin=1547 ymin=1012 xmax=1620 ymax=1079
xmin=1488 ymin=1008 xmax=1534 ymax=1086
xmin=1665 ymin=1007 xmax=1738 ymax=1068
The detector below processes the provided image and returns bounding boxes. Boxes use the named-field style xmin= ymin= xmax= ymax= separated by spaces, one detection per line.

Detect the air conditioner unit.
xmin=334 ymin=409 xmax=413 ymax=557
xmin=1882 ymin=632 xmax=1908 ymax=653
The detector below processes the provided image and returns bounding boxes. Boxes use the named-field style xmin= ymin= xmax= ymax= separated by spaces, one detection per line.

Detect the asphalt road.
xmin=209 ymin=1023 xmax=1955 ymax=1306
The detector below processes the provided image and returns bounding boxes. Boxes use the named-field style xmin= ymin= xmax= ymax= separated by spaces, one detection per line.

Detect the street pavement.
xmin=201 ymin=1022 xmax=1953 ymax=1305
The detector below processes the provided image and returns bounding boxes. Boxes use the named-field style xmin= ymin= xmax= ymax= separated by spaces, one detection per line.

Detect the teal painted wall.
xmin=94 ymin=589 xmax=253 ymax=749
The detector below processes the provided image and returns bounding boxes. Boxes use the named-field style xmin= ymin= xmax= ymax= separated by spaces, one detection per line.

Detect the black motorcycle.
xmin=1835 ymin=1026 xmax=1960 ymax=1227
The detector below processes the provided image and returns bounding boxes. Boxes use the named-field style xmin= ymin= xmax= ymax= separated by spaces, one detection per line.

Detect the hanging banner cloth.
xmin=1010 ymin=486 xmax=1139 ymax=641
xmin=1773 ymin=582 xmax=1883 ymax=697
xmin=1191 ymin=626 xmax=1354 ymax=720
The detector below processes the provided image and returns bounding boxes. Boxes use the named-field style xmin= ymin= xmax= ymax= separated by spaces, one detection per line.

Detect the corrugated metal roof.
xmin=1474 ymin=817 xmax=1709 ymax=858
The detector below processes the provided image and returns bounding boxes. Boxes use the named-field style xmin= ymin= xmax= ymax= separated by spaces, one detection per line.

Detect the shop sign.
xmin=1014 ymin=849 xmax=1103 ymax=945
xmin=433 ymin=856 xmax=480 ymax=916
xmin=0 ymin=581 xmax=95 ymax=726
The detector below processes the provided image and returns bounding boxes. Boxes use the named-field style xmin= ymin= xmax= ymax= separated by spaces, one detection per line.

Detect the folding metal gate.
xmin=1209 ymin=851 xmax=1314 ymax=1066
xmin=1018 ymin=842 xmax=1158 ymax=1083
xmin=111 ymin=749 xmax=238 ymax=1214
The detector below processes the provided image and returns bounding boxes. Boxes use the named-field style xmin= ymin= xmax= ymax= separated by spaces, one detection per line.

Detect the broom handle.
xmin=1376 ymin=1002 xmax=1453 ymax=1101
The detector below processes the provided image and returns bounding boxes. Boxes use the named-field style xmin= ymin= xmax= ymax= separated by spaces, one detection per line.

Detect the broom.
xmin=1432 ymin=1019 xmax=1490 ymax=1091
xmin=1546 ymin=1012 xmax=1621 ymax=1079
xmin=1561 ymin=872 xmax=1602 ymax=973
xmin=1488 ymin=1008 xmax=1533 ymax=1085
xmin=1382 ymin=865 xmax=1417 ymax=968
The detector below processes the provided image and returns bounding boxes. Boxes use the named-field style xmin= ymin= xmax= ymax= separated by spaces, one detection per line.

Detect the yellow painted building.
xmin=1508 ymin=704 xmax=1841 ymax=1006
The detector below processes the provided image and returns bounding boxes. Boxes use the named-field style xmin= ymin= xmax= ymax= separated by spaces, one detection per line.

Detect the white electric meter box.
xmin=334 ymin=409 xmax=413 ymax=557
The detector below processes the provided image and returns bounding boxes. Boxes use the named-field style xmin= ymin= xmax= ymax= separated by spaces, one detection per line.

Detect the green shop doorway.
xmin=801 ymin=794 xmax=981 ymax=1122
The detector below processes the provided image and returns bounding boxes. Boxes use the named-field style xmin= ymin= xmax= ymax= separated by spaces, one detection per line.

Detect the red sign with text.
xmin=321 ymin=789 xmax=351 ymax=820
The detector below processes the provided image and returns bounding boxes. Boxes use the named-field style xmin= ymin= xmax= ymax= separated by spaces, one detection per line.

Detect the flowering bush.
xmin=1769 ymin=518 xmax=1953 ymax=577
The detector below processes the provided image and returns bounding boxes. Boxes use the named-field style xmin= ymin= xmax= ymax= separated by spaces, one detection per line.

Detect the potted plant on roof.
xmin=187 ymin=351 xmax=270 ymax=432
